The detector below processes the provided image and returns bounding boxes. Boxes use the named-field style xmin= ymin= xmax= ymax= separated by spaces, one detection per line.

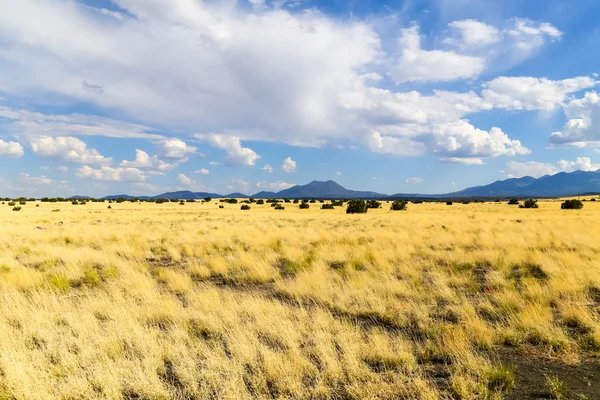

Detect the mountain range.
xmin=99 ymin=170 xmax=600 ymax=200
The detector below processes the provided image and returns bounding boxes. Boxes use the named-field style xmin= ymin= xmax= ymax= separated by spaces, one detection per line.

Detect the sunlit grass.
xmin=0 ymin=199 xmax=598 ymax=399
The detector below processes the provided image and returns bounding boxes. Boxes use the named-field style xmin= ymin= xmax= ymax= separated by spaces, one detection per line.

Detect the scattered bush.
xmin=508 ymin=198 xmax=519 ymax=205
xmin=346 ymin=199 xmax=368 ymax=214
xmin=390 ymin=200 xmax=408 ymax=211
xmin=367 ymin=200 xmax=381 ymax=209
xmin=591 ymin=198 xmax=597 ymax=202
xmin=462 ymin=201 xmax=471 ymax=205
xmin=561 ymin=199 xmax=583 ymax=210
xmin=321 ymin=204 xmax=335 ymax=210
xmin=446 ymin=201 xmax=453 ymax=206
xmin=7 ymin=202 xmax=15 ymax=206
xmin=519 ymin=199 xmax=539 ymax=209
xmin=331 ymin=200 xmax=344 ymax=207
xmin=225 ymin=199 xmax=238 ymax=204
xmin=293 ymin=199 xmax=299 ymax=204
xmin=12 ymin=206 xmax=21 ymax=212
xmin=299 ymin=203 xmax=309 ymax=209
xmin=309 ymin=199 xmax=317 ymax=203
xmin=240 ymin=204 xmax=251 ymax=210
xmin=219 ymin=205 xmax=224 ymax=209
xmin=256 ymin=199 xmax=264 ymax=205
xmin=19 ymin=201 xmax=26 ymax=205
xmin=274 ymin=204 xmax=285 ymax=210
xmin=107 ymin=205 xmax=112 ymax=209
xmin=204 ymin=197 xmax=212 ymax=202
xmin=179 ymin=201 xmax=185 ymax=205
xmin=412 ymin=200 xmax=423 ymax=204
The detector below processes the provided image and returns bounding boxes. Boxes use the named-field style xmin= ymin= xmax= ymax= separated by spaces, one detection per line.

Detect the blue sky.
xmin=1 ymin=0 xmax=600 ymax=197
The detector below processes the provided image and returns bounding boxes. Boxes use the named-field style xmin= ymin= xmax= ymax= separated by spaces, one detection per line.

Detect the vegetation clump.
xmin=390 ymin=200 xmax=408 ymax=211
xmin=299 ymin=203 xmax=309 ymax=209
xmin=508 ymin=198 xmax=520 ymax=205
xmin=561 ymin=199 xmax=584 ymax=210
xmin=519 ymin=199 xmax=539 ymax=209
xmin=321 ymin=203 xmax=335 ymax=210
xmin=240 ymin=204 xmax=251 ymax=210
xmin=346 ymin=199 xmax=368 ymax=214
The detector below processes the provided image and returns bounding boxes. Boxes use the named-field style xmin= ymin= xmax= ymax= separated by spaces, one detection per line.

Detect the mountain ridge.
xmin=98 ymin=170 xmax=600 ymax=200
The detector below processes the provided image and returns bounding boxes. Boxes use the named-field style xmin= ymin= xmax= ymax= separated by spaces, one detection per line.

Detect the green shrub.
xmin=240 ymin=204 xmax=250 ymax=210
xmin=19 ymin=201 xmax=26 ymax=205
xmin=256 ymin=199 xmax=264 ymax=205
xmin=179 ymin=201 xmax=185 ymax=205
xmin=462 ymin=201 xmax=470 ymax=205
xmin=331 ymin=200 xmax=344 ymax=207
xmin=219 ymin=205 xmax=224 ymax=209
xmin=346 ymin=199 xmax=368 ymax=214
xmin=12 ymin=206 xmax=21 ymax=212
xmin=321 ymin=204 xmax=335 ymax=210
xmin=519 ymin=199 xmax=539 ymax=209
xmin=367 ymin=200 xmax=381 ymax=209
xmin=487 ymin=364 xmax=515 ymax=392
xmin=446 ymin=201 xmax=453 ymax=205
xmin=561 ymin=199 xmax=583 ymax=210
xmin=412 ymin=200 xmax=423 ymax=204
xmin=390 ymin=200 xmax=407 ymax=211
xmin=274 ymin=204 xmax=285 ymax=210
xmin=508 ymin=198 xmax=519 ymax=205
xmin=7 ymin=202 xmax=15 ymax=206
xmin=293 ymin=199 xmax=299 ymax=204
xmin=299 ymin=203 xmax=309 ymax=209
xmin=309 ymin=199 xmax=316 ymax=203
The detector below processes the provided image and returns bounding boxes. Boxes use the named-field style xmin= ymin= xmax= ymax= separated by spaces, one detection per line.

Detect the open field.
xmin=1 ymin=200 xmax=600 ymax=399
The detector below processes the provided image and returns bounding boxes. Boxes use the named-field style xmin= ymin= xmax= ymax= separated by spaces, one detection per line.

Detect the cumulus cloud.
xmin=156 ymin=138 xmax=197 ymax=161
xmin=0 ymin=139 xmax=24 ymax=158
xmin=177 ymin=173 xmax=194 ymax=186
xmin=20 ymin=173 xmax=53 ymax=185
xmin=550 ymin=92 xmax=600 ymax=146
xmin=483 ymin=76 xmax=598 ymax=111
xmin=389 ymin=25 xmax=485 ymax=83
xmin=57 ymin=166 xmax=69 ymax=172
xmin=29 ymin=136 xmax=111 ymax=165
xmin=282 ymin=157 xmax=296 ymax=172
xmin=261 ymin=164 xmax=274 ymax=173
xmin=505 ymin=157 xmax=600 ymax=178
xmin=0 ymin=2 xmax=573 ymax=166
xmin=76 ymin=165 xmax=146 ymax=181
xmin=198 ymin=134 xmax=260 ymax=166
xmin=194 ymin=168 xmax=209 ymax=175
xmin=120 ymin=149 xmax=177 ymax=171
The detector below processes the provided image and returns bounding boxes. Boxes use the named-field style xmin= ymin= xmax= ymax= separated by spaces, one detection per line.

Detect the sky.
xmin=1 ymin=0 xmax=600 ymax=197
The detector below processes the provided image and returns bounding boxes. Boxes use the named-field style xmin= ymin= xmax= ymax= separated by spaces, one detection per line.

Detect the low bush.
xmin=321 ymin=204 xmax=335 ymax=210
xmin=7 ymin=202 xmax=15 ymax=206
xmin=274 ymin=204 xmax=285 ymax=210
xmin=256 ymin=199 xmax=264 ymax=205
xmin=240 ymin=204 xmax=251 ymax=210
xmin=508 ymin=198 xmax=519 ymax=205
xmin=299 ymin=203 xmax=309 ymax=209
xmin=519 ymin=199 xmax=539 ymax=209
xmin=561 ymin=199 xmax=583 ymax=210
xmin=446 ymin=202 xmax=453 ymax=206
xmin=367 ymin=200 xmax=381 ymax=209
xmin=12 ymin=206 xmax=21 ymax=212
xmin=390 ymin=200 xmax=407 ymax=211
xmin=346 ymin=199 xmax=368 ymax=214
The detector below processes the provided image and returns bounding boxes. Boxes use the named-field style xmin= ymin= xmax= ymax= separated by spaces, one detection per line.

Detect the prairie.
xmin=0 ymin=199 xmax=599 ymax=399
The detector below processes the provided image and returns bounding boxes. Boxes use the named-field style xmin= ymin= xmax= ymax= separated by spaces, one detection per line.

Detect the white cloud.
xmin=29 ymin=136 xmax=111 ymax=165
xmin=76 ymin=165 xmax=147 ymax=181
xmin=0 ymin=139 xmax=24 ymax=158
xmin=483 ymin=76 xmax=598 ymax=111
xmin=20 ymin=173 xmax=53 ymax=185
xmin=550 ymin=92 xmax=600 ymax=146
xmin=256 ymin=181 xmax=295 ymax=191
xmin=505 ymin=157 xmax=600 ymax=178
xmin=177 ymin=173 xmax=194 ymax=186
xmin=425 ymin=120 xmax=531 ymax=160
xmin=57 ymin=165 xmax=69 ymax=172
xmin=405 ymin=177 xmax=423 ymax=183
xmin=444 ymin=20 xmax=500 ymax=47
xmin=198 ymin=134 xmax=260 ymax=166
xmin=439 ymin=157 xmax=485 ymax=165
xmin=120 ymin=149 xmax=177 ymax=171
xmin=0 ymin=106 xmax=164 ymax=140
xmin=261 ymin=164 xmax=274 ymax=173
xmin=194 ymin=168 xmax=209 ymax=175
xmin=209 ymin=161 xmax=220 ymax=167
xmin=0 ymin=2 xmax=566 ymax=165
xmin=156 ymin=138 xmax=197 ymax=161
xmin=389 ymin=25 xmax=485 ymax=83
xmin=282 ymin=157 xmax=296 ymax=172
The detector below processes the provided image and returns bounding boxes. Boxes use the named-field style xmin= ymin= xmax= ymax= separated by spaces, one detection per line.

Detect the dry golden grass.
xmin=0 ymin=199 xmax=599 ymax=399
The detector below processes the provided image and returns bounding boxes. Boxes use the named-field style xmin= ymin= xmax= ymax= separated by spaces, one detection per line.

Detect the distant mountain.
xmin=97 ymin=171 xmax=600 ymax=201
xmin=444 ymin=170 xmax=600 ymax=198
xmin=224 ymin=192 xmax=249 ymax=198
xmin=152 ymin=191 xmax=222 ymax=200
xmin=276 ymin=180 xmax=387 ymax=199
xmin=101 ymin=194 xmax=151 ymax=200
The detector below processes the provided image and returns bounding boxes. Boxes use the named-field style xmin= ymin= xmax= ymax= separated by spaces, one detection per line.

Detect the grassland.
xmin=0 ymin=199 xmax=599 ymax=399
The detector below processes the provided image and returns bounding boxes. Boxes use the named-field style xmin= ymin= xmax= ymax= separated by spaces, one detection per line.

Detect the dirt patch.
xmin=498 ymin=347 xmax=600 ymax=399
